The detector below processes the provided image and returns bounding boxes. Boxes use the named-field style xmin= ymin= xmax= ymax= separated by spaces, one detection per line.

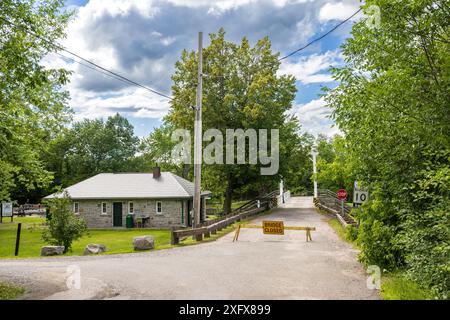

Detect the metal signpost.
xmin=337 ymin=189 xmax=347 ymax=216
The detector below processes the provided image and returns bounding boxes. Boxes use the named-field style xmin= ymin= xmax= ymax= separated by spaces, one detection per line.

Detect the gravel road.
xmin=0 ymin=197 xmax=379 ymax=300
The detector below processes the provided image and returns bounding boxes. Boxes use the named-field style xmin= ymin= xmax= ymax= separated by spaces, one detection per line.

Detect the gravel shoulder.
xmin=0 ymin=197 xmax=379 ymax=300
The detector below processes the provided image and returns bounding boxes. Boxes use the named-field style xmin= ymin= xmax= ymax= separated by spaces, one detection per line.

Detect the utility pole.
xmin=311 ymin=146 xmax=318 ymax=198
xmin=193 ymin=31 xmax=203 ymax=239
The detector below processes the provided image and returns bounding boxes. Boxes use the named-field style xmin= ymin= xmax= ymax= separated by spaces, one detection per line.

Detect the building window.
xmin=129 ymin=201 xmax=134 ymax=214
xmin=156 ymin=201 xmax=162 ymax=214
xmin=73 ymin=202 xmax=79 ymax=214
xmin=101 ymin=202 xmax=107 ymax=215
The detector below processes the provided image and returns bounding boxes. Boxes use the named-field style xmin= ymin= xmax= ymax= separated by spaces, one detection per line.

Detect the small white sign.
xmin=1 ymin=202 xmax=13 ymax=217
xmin=353 ymin=189 xmax=369 ymax=205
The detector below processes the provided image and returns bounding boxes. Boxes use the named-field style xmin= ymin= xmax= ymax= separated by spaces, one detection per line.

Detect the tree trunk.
xmin=182 ymin=164 xmax=190 ymax=179
xmin=223 ymin=171 xmax=232 ymax=214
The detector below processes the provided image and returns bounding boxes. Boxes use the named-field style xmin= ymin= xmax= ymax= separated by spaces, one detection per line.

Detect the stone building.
xmin=44 ymin=168 xmax=210 ymax=229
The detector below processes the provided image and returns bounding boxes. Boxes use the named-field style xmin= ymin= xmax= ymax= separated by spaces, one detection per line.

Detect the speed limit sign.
xmin=353 ymin=189 xmax=368 ymax=205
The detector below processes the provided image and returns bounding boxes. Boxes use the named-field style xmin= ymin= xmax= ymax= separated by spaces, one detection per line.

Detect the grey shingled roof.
xmin=44 ymin=172 xmax=210 ymax=200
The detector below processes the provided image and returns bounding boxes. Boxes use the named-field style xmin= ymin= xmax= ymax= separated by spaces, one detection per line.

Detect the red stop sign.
xmin=337 ymin=189 xmax=347 ymax=200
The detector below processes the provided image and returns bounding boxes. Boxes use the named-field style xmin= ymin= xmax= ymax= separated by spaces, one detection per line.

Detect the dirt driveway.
xmin=0 ymin=197 xmax=379 ymax=300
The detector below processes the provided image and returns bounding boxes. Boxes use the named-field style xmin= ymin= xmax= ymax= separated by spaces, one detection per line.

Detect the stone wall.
xmin=73 ymin=199 xmax=187 ymax=229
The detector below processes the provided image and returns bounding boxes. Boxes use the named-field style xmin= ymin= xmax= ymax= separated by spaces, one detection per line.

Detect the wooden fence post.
xmin=170 ymin=227 xmax=178 ymax=245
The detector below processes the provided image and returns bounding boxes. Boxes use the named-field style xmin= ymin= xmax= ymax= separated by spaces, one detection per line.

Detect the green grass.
xmin=0 ymin=217 xmax=171 ymax=258
xmin=0 ymin=282 xmax=25 ymax=300
xmin=231 ymin=200 xmax=249 ymax=209
xmin=328 ymin=218 xmax=348 ymax=241
xmin=381 ymin=273 xmax=434 ymax=300
xmin=207 ymin=200 xmax=250 ymax=210
xmin=326 ymin=217 xmax=359 ymax=248
xmin=0 ymin=211 xmax=270 ymax=259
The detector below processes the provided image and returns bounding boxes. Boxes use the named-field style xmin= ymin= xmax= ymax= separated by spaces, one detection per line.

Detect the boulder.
xmin=41 ymin=246 xmax=65 ymax=256
xmin=133 ymin=235 xmax=155 ymax=250
xmin=83 ymin=244 xmax=107 ymax=255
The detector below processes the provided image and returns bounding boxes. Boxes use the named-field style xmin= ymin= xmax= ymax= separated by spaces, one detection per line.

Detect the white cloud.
xmin=41 ymin=0 xmax=354 ymax=129
xmin=278 ymin=50 xmax=342 ymax=84
xmin=292 ymin=98 xmax=341 ymax=137
xmin=318 ymin=1 xmax=360 ymax=22
xmin=69 ymin=85 xmax=170 ymax=122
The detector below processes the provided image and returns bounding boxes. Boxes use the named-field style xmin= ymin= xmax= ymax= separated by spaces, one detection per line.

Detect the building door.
xmin=113 ymin=202 xmax=122 ymax=227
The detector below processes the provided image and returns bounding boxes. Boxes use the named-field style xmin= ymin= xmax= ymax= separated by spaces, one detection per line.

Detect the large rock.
xmin=41 ymin=246 xmax=65 ymax=256
xmin=83 ymin=244 xmax=107 ymax=255
xmin=133 ymin=235 xmax=155 ymax=250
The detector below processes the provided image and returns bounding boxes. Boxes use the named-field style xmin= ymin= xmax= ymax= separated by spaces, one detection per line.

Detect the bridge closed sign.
xmin=262 ymin=220 xmax=284 ymax=235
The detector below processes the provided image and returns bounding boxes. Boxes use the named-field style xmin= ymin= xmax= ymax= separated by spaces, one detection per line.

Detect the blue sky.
xmin=46 ymin=0 xmax=364 ymax=137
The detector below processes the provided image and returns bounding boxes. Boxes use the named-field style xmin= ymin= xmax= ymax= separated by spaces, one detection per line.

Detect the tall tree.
xmin=325 ymin=0 xmax=449 ymax=297
xmin=0 ymin=0 xmax=72 ymax=201
xmin=136 ymin=122 xmax=184 ymax=175
xmin=46 ymin=113 xmax=140 ymax=187
xmin=316 ymin=135 xmax=356 ymax=194
xmin=167 ymin=29 xmax=298 ymax=213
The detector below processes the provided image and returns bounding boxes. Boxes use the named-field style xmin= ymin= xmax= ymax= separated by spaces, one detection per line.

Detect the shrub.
xmin=400 ymin=200 xmax=450 ymax=299
xmin=42 ymin=192 xmax=87 ymax=253
xmin=345 ymin=225 xmax=358 ymax=242
xmin=356 ymin=198 xmax=404 ymax=269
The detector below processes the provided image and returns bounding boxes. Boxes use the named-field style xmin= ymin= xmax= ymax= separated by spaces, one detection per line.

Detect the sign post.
xmin=337 ymin=189 xmax=347 ymax=216
xmin=15 ymin=223 xmax=21 ymax=256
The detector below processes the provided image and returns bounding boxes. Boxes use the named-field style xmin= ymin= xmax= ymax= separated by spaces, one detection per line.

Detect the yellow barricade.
xmin=233 ymin=221 xmax=315 ymax=242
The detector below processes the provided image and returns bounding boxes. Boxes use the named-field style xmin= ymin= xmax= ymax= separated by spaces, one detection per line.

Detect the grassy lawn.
xmin=0 ymin=217 xmax=171 ymax=258
xmin=381 ymin=273 xmax=434 ymax=300
xmin=207 ymin=200 xmax=250 ymax=211
xmin=328 ymin=218 xmax=349 ymax=242
xmin=0 ymin=282 xmax=25 ymax=300
xmin=0 ymin=211 xmax=270 ymax=259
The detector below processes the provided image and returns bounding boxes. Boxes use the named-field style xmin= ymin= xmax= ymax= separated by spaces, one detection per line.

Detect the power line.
xmin=2 ymin=8 xmax=363 ymax=98
xmin=279 ymin=8 xmax=362 ymax=61
xmin=0 ymin=16 xmax=173 ymax=100
xmin=53 ymin=51 xmax=169 ymax=101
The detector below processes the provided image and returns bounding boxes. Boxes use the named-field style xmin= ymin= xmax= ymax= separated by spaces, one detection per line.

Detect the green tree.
xmin=42 ymin=192 xmax=87 ymax=253
xmin=316 ymin=135 xmax=355 ymax=193
xmin=325 ymin=0 xmax=449 ymax=298
xmin=136 ymin=122 xmax=185 ymax=175
xmin=0 ymin=0 xmax=72 ymax=201
xmin=167 ymin=29 xmax=299 ymax=213
xmin=47 ymin=113 xmax=140 ymax=186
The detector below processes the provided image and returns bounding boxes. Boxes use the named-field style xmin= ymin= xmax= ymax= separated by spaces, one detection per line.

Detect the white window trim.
xmin=128 ymin=201 xmax=134 ymax=214
xmin=156 ymin=201 xmax=162 ymax=214
xmin=73 ymin=202 xmax=79 ymax=215
xmin=101 ymin=202 xmax=108 ymax=215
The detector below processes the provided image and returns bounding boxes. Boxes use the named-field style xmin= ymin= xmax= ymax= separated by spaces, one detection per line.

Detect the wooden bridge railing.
xmin=171 ymin=190 xmax=279 ymax=244
xmin=315 ymin=189 xmax=358 ymax=227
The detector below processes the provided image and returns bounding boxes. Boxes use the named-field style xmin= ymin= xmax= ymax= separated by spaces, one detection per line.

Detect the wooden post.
xmin=15 ymin=223 xmax=21 ymax=256
xmin=170 ymin=227 xmax=178 ymax=245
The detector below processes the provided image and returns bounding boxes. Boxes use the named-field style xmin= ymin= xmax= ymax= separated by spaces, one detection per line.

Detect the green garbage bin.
xmin=126 ymin=214 xmax=134 ymax=228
